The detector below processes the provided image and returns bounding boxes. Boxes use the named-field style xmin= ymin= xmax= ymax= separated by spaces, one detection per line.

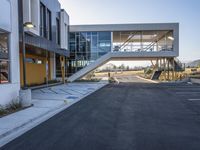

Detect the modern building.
xmin=67 ymin=23 xmax=182 ymax=82
xmin=0 ymin=0 xmax=182 ymax=106
xmin=19 ymin=0 xmax=69 ymax=87
xmin=0 ymin=0 xmax=20 ymax=106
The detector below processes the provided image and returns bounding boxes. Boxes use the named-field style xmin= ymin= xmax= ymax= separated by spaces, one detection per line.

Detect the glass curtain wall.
xmin=113 ymin=30 xmax=174 ymax=52
xmin=68 ymin=32 xmax=111 ymax=76
xmin=0 ymin=32 xmax=9 ymax=84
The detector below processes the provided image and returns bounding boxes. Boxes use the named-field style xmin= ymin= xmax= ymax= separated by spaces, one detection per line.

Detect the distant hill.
xmin=186 ymin=59 xmax=200 ymax=67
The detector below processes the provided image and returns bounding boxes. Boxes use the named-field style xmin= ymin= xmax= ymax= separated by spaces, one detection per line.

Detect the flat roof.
xmin=69 ymin=23 xmax=179 ymax=32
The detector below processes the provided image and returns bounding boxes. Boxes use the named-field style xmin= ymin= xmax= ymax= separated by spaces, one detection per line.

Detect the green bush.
xmin=0 ymin=106 xmax=7 ymax=116
xmin=0 ymin=98 xmax=23 ymax=117
xmin=6 ymin=98 xmax=22 ymax=112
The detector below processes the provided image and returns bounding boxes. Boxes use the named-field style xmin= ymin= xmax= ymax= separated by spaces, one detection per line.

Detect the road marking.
xmin=188 ymin=99 xmax=200 ymax=101
xmin=136 ymin=76 xmax=159 ymax=83
xmin=176 ymin=92 xmax=200 ymax=94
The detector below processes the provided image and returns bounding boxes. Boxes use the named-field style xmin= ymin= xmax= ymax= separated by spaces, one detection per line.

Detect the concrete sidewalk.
xmin=0 ymin=82 xmax=108 ymax=147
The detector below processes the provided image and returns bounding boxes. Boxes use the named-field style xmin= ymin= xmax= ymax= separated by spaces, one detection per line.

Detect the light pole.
xmin=20 ymin=0 xmax=34 ymax=89
xmin=19 ymin=0 xmax=34 ymax=107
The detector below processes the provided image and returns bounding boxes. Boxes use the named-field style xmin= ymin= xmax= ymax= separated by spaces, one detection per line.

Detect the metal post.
xmin=20 ymin=0 xmax=27 ymax=89
xmin=172 ymin=58 xmax=175 ymax=80
xmin=46 ymin=51 xmax=49 ymax=87
xmin=60 ymin=56 xmax=65 ymax=84
xmin=164 ymin=58 xmax=166 ymax=81
xmin=167 ymin=58 xmax=170 ymax=80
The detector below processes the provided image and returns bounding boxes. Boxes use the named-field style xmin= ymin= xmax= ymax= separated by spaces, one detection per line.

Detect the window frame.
xmin=0 ymin=31 xmax=10 ymax=84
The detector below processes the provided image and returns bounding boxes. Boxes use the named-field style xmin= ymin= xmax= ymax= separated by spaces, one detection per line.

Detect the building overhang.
xmin=0 ymin=0 xmax=11 ymax=32
xmin=69 ymin=23 xmax=179 ymax=32
xmin=19 ymin=33 xmax=70 ymax=57
xmin=69 ymin=23 xmax=179 ymax=57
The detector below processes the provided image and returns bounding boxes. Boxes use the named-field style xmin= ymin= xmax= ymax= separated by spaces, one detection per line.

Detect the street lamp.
xmin=20 ymin=0 xmax=35 ymax=89
xmin=21 ymin=22 xmax=34 ymax=89
xmin=24 ymin=22 xmax=35 ymax=28
xmin=19 ymin=0 xmax=35 ymax=108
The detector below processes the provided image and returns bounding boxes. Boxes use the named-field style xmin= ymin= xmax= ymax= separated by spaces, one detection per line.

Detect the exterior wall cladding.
xmin=39 ymin=0 xmax=63 ymax=49
xmin=19 ymin=0 xmax=69 ymax=56
xmin=0 ymin=0 xmax=20 ymax=106
xmin=18 ymin=0 xmax=70 ymax=86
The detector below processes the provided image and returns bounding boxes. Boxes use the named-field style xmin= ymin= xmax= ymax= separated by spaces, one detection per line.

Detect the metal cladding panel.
xmin=24 ymin=34 xmax=69 ymax=57
xmin=69 ymin=23 xmax=179 ymax=57
xmin=0 ymin=0 xmax=11 ymax=32
xmin=69 ymin=23 xmax=179 ymax=32
xmin=18 ymin=0 xmax=70 ymax=57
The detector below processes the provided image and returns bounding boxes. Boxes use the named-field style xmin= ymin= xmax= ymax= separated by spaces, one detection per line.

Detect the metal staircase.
xmin=167 ymin=58 xmax=185 ymax=72
xmin=150 ymin=58 xmax=185 ymax=80
xmin=1 ymin=71 xmax=8 ymax=79
xmin=173 ymin=58 xmax=185 ymax=71
xmin=68 ymin=52 xmax=112 ymax=82
xmin=151 ymin=70 xmax=162 ymax=80
xmin=67 ymin=50 xmax=178 ymax=82
xmin=0 ymin=70 xmax=8 ymax=82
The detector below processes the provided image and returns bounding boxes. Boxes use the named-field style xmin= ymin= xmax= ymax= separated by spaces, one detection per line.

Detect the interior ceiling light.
xmin=153 ymin=34 xmax=157 ymax=37
xmin=168 ymin=36 xmax=174 ymax=41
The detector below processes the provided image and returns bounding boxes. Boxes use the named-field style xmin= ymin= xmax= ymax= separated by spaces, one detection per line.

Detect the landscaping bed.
xmin=0 ymin=100 xmax=32 ymax=118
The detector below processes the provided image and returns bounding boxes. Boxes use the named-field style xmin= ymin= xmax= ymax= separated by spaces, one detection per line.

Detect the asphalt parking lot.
xmin=1 ymin=77 xmax=200 ymax=150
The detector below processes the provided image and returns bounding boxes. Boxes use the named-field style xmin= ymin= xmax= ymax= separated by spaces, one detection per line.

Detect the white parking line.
xmin=176 ymin=92 xmax=200 ymax=94
xmin=188 ymin=99 xmax=200 ymax=101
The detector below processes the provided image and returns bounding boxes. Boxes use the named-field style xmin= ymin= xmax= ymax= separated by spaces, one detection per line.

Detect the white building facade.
xmin=0 ymin=0 xmax=20 ymax=106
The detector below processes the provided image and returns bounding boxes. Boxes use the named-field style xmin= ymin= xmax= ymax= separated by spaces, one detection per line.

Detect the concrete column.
xmin=111 ymin=32 xmax=113 ymax=52
xmin=50 ymin=52 xmax=56 ymax=80
xmin=163 ymin=58 xmax=166 ymax=81
xmin=156 ymin=58 xmax=159 ymax=69
xmin=167 ymin=58 xmax=170 ymax=80
xmin=172 ymin=58 xmax=175 ymax=80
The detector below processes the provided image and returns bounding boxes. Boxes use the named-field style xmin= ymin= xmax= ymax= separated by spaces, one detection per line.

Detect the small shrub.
xmin=6 ymin=98 xmax=22 ymax=112
xmin=0 ymin=97 xmax=23 ymax=117
xmin=0 ymin=105 xmax=7 ymax=116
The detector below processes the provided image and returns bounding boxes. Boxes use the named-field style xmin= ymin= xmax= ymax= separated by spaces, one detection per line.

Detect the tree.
xmin=126 ymin=66 xmax=130 ymax=71
xmin=119 ymin=64 xmax=125 ymax=70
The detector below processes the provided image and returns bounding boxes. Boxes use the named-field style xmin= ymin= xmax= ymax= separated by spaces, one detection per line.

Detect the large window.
xmin=56 ymin=18 xmax=60 ymax=45
xmin=46 ymin=9 xmax=52 ymax=40
xmin=40 ymin=3 xmax=52 ymax=40
xmin=40 ymin=2 xmax=46 ymax=38
xmin=68 ymin=31 xmax=111 ymax=75
xmin=113 ymin=30 xmax=174 ymax=52
xmin=0 ymin=32 xmax=9 ymax=84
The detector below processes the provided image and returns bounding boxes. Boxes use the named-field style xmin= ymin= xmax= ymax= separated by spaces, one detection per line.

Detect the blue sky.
xmin=59 ymin=0 xmax=200 ymax=62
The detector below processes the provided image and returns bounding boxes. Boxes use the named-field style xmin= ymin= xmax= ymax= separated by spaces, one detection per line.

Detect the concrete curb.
xmin=0 ymin=83 xmax=108 ymax=148
xmin=30 ymin=82 xmax=63 ymax=90
xmin=113 ymin=77 xmax=120 ymax=84
xmin=136 ymin=76 xmax=159 ymax=83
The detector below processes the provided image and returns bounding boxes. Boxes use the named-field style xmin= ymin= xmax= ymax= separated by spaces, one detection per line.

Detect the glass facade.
xmin=68 ymin=32 xmax=111 ymax=76
xmin=40 ymin=2 xmax=52 ymax=40
xmin=0 ymin=32 xmax=9 ymax=84
xmin=68 ymin=30 xmax=174 ymax=76
xmin=113 ymin=30 xmax=174 ymax=52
